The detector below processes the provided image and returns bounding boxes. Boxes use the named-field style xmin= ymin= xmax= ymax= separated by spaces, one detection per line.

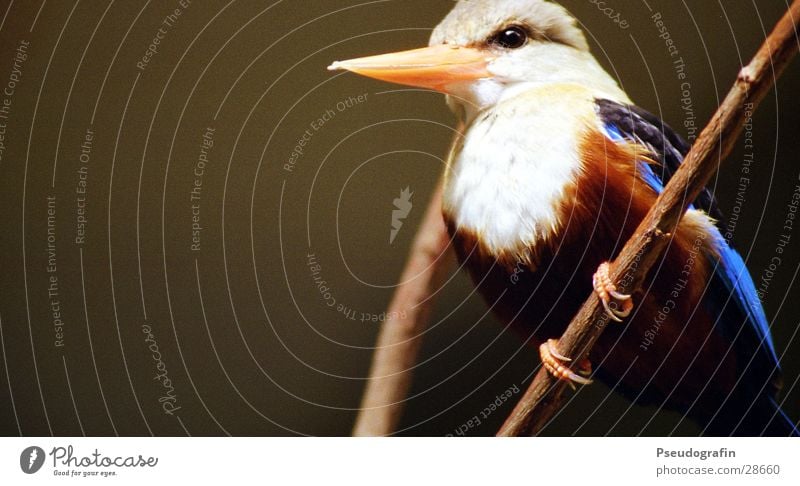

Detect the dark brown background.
xmin=0 ymin=0 xmax=798 ymax=436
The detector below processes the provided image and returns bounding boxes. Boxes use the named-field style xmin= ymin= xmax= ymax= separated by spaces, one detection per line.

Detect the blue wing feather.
xmin=602 ymin=122 xmax=674 ymax=199
xmin=708 ymin=231 xmax=779 ymax=364
xmin=601 ymin=114 xmax=780 ymax=373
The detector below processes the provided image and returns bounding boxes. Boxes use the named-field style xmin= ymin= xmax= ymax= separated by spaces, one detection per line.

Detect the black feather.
xmin=595 ymin=98 xmax=723 ymax=223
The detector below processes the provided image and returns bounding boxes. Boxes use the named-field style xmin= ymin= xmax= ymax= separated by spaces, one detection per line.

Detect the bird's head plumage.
xmin=330 ymin=0 xmax=625 ymax=122
xmin=329 ymin=1 xmax=631 ymax=262
xmin=430 ymin=0 xmax=588 ymax=52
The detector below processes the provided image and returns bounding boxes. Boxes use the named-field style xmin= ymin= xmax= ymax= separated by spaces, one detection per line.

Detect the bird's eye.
xmin=491 ymin=26 xmax=528 ymax=49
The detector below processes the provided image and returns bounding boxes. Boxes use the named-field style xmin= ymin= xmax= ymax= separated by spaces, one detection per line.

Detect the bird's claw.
xmin=593 ymin=262 xmax=633 ymax=322
xmin=539 ymin=339 xmax=593 ymax=389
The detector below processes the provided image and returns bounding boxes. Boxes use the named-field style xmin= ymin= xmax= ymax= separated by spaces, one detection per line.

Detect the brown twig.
xmin=498 ymin=0 xmax=800 ymax=436
xmin=352 ymin=181 xmax=452 ymax=436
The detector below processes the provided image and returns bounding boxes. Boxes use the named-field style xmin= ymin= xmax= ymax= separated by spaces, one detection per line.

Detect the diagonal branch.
xmin=352 ymin=181 xmax=452 ymax=436
xmin=498 ymin=0 xmax=800 ymax=437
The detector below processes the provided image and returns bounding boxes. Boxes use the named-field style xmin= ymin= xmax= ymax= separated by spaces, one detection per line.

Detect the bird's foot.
xmin=539 ymin=339 xmax=593 ymax=389
xmin=593 ymin=262 xmax=633 ymax=322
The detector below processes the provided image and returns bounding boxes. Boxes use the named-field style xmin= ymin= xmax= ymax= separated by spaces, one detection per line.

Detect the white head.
xmin=328 ymin=1 xmax=630 ymax=261
xmin=330 ymin=0 xmax=625 ymax=122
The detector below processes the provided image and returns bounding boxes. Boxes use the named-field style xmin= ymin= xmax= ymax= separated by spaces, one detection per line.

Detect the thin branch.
xmin=352 ymin=181 xmax=452 ymax=436
xmin=498 ymin=0 xmax=800 ymax=437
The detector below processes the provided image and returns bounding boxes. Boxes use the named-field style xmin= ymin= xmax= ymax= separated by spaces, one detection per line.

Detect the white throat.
xmin=443 ymin=83 xmax=610 ymax=261
xmin=439 ymin=35 xmax=632 ymax=260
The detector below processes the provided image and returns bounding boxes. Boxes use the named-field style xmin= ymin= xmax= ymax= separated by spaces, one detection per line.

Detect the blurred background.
xmin=0 ymin=0 xmax=798 ymax=436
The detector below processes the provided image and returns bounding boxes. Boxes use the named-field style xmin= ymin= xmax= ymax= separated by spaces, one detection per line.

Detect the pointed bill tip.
xmin=327 ymin=61 xmax=345 ymax=71
xmin=326 ymin=45 xmax=492 ymax=92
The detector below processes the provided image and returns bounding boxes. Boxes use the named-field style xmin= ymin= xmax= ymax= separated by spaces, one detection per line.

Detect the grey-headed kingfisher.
xmin=330 ymin=0 xmax=797 ymax=436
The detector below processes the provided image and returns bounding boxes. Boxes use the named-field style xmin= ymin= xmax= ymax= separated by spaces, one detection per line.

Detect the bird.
xmin=329 ymin=0 xmax=797 ymax=436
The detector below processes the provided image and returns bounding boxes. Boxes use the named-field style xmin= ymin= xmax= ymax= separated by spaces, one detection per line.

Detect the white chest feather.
xmin=443 ymin=86 xmax=597 ymax=261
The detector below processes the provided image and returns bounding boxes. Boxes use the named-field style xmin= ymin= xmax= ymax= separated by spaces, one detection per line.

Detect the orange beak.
xmin=328 ymin=45 xmax=493 ymax=93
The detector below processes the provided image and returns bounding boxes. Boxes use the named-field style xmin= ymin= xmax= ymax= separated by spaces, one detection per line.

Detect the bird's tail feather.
xmin=763 ymin=396 xmax=800 ymax=437
xmin=703 ymin=394 xmax=799 ymax=437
